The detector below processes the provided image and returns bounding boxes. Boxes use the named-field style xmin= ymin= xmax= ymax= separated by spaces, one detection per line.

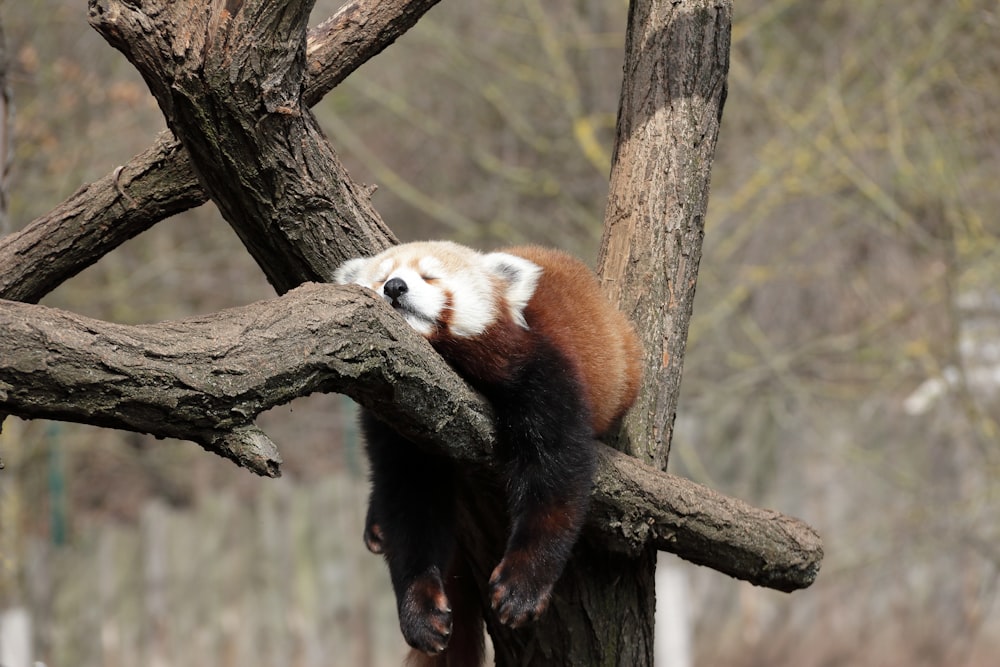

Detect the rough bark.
xmin=0 ymin=132 xmax=203 ymax=303
xmin=0 ymin=288 xmax=822 ymax=591
xmin=599 ymin=0 xmax=730 ymax=471
xmin=590 ymin=446 xmax=821 ymax=592
xmin=0 ymin=0 xmax=440 ymax=304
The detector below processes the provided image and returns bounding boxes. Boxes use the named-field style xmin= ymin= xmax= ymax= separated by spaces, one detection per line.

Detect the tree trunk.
xmin=492 ymin=1 xmax=733 ymax=664
xmin=600 ymin=0 xmax=731 ymax=471
xmin=552 ymin=1 xmax=733 ymax=664
xmin=89 ymin=0 xmax=396 ymax=294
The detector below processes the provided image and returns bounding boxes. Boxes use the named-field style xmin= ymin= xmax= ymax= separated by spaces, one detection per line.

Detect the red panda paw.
xmin=399 ymin=569 xmax=453 ymax=655
xmin=363 ymin=521 xmax=385 ymax=554
xmin=488 ymin=559 xmax=554 ymax=628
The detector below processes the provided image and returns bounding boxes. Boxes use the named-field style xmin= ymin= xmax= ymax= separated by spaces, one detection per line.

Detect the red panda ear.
xmin=482 ymin=252 xmax=542 ymax=327
xmin=334 ymin=257 xmax=371 ymax=285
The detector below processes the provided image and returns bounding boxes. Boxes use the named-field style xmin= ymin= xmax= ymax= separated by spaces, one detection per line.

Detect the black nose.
xmin=384 ymin=277 xmax=408 ymax=300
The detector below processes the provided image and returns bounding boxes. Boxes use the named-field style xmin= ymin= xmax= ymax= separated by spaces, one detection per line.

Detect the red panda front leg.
xmin=484 ymin=345 xmax=598 ymax=628
xmin=488 ymin=459 xmax=594 ymax=628
xmin=360 ymin=411 xmax=458 ymax=655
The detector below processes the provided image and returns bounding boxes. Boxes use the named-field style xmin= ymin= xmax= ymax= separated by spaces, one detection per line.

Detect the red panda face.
xmin=334 ymin=241 xmax=542 ymax=338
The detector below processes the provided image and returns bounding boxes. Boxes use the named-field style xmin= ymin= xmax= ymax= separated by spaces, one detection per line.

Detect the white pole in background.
xmin=0 ymin=607 xmax=32 ymax=667
xmin=655 ymin=555 xmax=692 ymax=667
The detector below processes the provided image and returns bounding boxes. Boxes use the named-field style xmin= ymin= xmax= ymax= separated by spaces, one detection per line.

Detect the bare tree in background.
xmin=0 ymin=0 xmax=820 ymax=664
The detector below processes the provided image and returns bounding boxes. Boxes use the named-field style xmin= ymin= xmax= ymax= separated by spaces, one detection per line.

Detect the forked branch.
xmin=0 ymin=0 xmax=441 ymax=303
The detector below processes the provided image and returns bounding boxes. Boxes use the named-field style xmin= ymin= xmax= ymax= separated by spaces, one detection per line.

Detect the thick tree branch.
xmin=0 ymin=132 xmax=203 ymax=303
xmin=87 ymin=0 xmax=400 ymax=294
xmin=304 ymin=0 xmax=443 ymax=101
xmin=0 ymin=289 xmax=821 ymax=591
xmin=0 ymin=0 xmax=440 ymax=303
xmin=590 ymin=447 xmax=821 ymax=592
xmin=0 ymin=284 xmax=492 ymax=475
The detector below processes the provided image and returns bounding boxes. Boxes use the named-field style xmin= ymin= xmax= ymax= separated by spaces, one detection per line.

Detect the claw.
xmin=399 ymin=571 xmax=453 ymax=654
xmin=489 ymin=559 xmax=554 ymax=628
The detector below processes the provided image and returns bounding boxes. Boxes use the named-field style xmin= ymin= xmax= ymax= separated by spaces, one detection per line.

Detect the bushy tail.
xmin=405 ymin=555 xmax=485 ymax=667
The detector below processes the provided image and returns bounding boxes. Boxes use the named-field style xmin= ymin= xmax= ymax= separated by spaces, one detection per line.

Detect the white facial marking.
xmin=417 ymin=256 xmax=443 ymax=279
xmin=334 ymin=241 xmax=540 ymax=338
xmin=383 ymin=265 xmax=446 ymax=335
xmin=482 ymin=252 xmax=542 ymax=328
xmin=332 ymin=257 xmax=369 ymax=285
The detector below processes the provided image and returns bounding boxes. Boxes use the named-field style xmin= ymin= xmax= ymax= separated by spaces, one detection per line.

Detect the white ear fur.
xmin=482 ymin=252 xmax=542 ymax=328
xmin=333 ymin=257 xmax=370 ymax=285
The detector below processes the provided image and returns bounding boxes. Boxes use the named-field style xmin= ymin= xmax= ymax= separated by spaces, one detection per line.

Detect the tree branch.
xmin=87 ymin=0 xmax=401 ymax=293
xmin=0 ymin=284 xmax=491 ymax=475
xmin=590 ymin=447 xmax=822 ymax=592
xmin=0 ymin=289 xmax=821 ymax=591
xmin=0 ymin=0 xmax=441 ymax=303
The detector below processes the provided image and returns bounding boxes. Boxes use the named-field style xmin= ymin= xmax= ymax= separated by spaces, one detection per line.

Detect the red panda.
xmin=335 ymin=241 xmax=642 ymax=666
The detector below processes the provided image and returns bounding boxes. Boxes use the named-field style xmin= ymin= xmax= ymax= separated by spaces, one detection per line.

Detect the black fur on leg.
xmin=361 ymin=410 xmax=459 ymax=655
xmin=478 ymin=339 xmax=598 ymax=628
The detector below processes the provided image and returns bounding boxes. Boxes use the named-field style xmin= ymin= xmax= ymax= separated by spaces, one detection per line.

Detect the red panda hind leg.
xmin=360 ymin=411 xmax=459 ymax=656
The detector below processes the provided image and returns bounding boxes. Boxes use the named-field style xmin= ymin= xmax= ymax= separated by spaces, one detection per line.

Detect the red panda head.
xmin=334 ymin=241 xmax=543 ymax=338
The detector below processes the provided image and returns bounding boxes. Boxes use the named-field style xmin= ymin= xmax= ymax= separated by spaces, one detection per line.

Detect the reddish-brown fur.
xmin=502 ymin=245 xmax=642 ymax=436
xmin=428 ymin=311 xmax=532 ymax=385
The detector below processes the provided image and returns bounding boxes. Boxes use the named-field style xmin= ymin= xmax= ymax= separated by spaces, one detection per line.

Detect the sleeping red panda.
xmin=335 ymin=241 xmax=642 ymax=665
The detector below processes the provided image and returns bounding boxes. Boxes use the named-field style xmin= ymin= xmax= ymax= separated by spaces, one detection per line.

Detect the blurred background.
xmin=1 ymin=0 xmax=998 ymax=665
